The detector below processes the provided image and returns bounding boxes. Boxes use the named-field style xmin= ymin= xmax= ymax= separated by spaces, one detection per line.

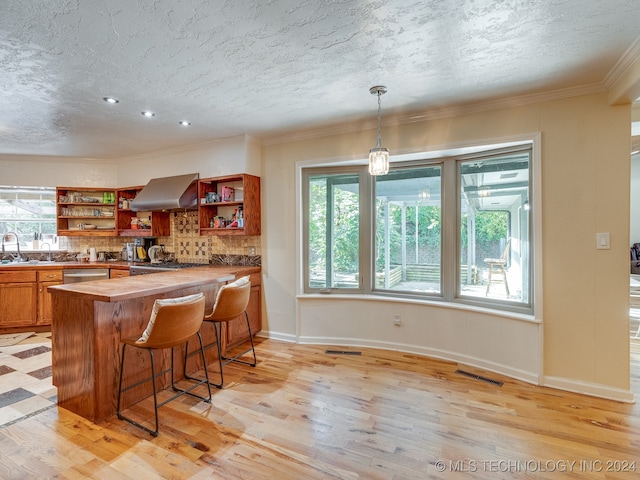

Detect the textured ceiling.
xmin=1 ymin=0 xmax=640 ymax=159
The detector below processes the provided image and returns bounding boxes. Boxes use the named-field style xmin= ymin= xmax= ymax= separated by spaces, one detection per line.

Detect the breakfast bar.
xmin=48 ymin=266 xmax=258 ymax=423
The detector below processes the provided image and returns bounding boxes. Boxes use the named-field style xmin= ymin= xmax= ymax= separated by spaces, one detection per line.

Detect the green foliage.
xmin=309 ymin=174 xmax=509 ymax=280
xmin=461 ymin=210 xmax=508 ymax=248
xmin=308 ymin=177 xmax=360 ymax=276
xmin=332 ymin=188 xmax=359 ymax=272
xmin=377 ymin=204 xmax=441 ymax=269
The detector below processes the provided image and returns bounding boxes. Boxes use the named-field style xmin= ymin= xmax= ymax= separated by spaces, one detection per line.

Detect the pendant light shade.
xmin=368 ymin=85 xmax=389 ymax=176
xmin=369 ymin=147 xmax=389 ymax=175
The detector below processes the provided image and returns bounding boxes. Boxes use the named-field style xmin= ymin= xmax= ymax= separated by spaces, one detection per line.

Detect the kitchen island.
xmin=48 ymin=265 xmax=260 ymax=423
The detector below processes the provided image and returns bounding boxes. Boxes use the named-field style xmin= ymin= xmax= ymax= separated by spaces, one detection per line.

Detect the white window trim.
xmin=295 ymin=132 xmax=543 ymax=323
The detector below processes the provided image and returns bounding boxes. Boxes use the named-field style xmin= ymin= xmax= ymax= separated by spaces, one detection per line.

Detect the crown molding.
xmin=604 ymin=36 xmax=640 ymax=91
xmin=260 ymin=83 xmax=608 ymax=147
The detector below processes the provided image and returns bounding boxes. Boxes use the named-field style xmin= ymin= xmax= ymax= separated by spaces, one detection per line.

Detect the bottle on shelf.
xmin=238 ymin=207 xmax=244 ymax=228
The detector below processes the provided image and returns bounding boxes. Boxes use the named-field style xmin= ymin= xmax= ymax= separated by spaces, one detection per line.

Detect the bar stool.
xmin=485 ymin=238 xmax=511 ymax=296
xmin=117 ymin=292 xmax=211 ymax=436
xmin=184 ymin=275 xmax=256 ymax=388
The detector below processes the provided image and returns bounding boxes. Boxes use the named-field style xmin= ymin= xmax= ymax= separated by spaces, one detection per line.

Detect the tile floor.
xmin=0 ymin=332 xmax=56 ymax=428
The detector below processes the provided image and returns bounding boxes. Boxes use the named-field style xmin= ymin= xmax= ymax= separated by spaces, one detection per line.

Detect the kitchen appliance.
xmin=130 ymin=173 xmax=199 ymax=211
xmin=133 ymin=237 xmax=156 ymax=262
xmin=129 ymin=261 xmax=205 ymax=276
xmin=125 ymin=243 xmax=135 ymax=261
xmin=63 ymin=268 xmax=110 ymax=283
xmin=147 ymin=245 xmax=164 ymax=264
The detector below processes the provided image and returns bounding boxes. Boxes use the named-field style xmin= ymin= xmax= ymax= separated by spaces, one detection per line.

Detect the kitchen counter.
xmin=48 ymin=265 xmax=260 ymax=423
xmin=48 ymin=265 xmax=259 ymax=302
xmin=0 ymin=260 xmax=133 ymax=269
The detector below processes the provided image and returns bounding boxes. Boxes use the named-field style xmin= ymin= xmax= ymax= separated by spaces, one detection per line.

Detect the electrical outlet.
xmin=248 ymin=246 xmax=256 ymax=255
xmin=393 ymin=314 xmax=401 ymax=326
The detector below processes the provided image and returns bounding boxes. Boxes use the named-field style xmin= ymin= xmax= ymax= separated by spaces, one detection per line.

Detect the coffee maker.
xmin=133 ymin=237 xmax=156 ymax=262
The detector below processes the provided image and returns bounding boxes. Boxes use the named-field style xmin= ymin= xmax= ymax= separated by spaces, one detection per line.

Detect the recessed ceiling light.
xmin=179 ymin=121 xmax=191 ymax=126
xmin=141 ymin=111 xmax=155 ymax=118
xmin=103 ymin=97 xmax=119 ymax=104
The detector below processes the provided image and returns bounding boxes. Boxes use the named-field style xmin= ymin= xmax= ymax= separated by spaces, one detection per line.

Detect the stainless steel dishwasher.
xmin=63 ymin=268 xmax=110 ymax=283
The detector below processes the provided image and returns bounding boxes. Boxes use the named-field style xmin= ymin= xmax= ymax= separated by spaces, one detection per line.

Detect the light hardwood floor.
xmin=0 ymin=337 xmax=639 ymax=479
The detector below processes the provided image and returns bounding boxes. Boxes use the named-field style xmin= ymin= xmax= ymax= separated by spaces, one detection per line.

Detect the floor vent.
xmin=455 ymin=369 xmax=504 ymax=386
xmin=325 ymin=350 xmax=362 ymax=355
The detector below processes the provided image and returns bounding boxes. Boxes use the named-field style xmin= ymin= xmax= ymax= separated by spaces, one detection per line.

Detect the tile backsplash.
xmin=64 ymin=211 xmax=261 ymax=263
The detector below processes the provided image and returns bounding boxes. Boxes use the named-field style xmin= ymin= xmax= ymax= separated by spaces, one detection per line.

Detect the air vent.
xmin=325 ymin=350 xmax=362 ymax=355
xmin=455 ymin=369 xmax=503 ymax=386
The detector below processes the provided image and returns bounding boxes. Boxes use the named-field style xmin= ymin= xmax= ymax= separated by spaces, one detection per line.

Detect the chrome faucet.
xmin=40 ymin=242 xmax=52 ymax=261
xmin=1 ymin=232 xmax=25 ymax=262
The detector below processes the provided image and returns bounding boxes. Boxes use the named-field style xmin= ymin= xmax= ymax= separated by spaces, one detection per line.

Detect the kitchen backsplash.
xmin=63 ymin=211 xmax=261 ymax=263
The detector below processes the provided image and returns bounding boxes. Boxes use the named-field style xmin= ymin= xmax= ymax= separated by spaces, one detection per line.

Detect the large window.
xmin=0 ymin=186 xmax=57 ymax=250
xmin=306 ymin=172 xmax=361 ymax=291
xmin=459 ymin=153 xmax=530 ymax=305
xmin=375 ymin=166 xmax=442 ymax=294
xmin=303 ymin=144 xmax=533 ymax=314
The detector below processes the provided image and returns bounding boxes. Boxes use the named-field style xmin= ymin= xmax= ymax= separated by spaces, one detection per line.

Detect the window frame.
xmin=0 ymin=185 xmax=57 ymax=249
xmin=301 ymin=140 xmax=537 ymax=316
xmin=454 ymin=146 xmax=533 ymax=313
xmin=370 ymin=161 xmax=444 ymax=297
xmin=302 ymin=167 xmax=370 ymax=295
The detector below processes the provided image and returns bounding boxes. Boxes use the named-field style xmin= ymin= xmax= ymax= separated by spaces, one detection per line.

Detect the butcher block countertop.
xmin=47 ymin=265 xmax=260 ymax=302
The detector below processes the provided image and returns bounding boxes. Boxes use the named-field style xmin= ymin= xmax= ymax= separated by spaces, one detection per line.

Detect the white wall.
xmin=0 ymin=155 xmax=116 ymax=188
xmin=0 ymin=135 xmax=259 ymax=189
xmin=261 ymin=92 xmax=633 ymax=402
xmin=112 ymin=135 xmax=260 ymax=186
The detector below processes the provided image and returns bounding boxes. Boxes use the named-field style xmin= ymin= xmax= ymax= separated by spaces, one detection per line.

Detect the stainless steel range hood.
xmin=130 ymin=173 xmax=199 ymax=211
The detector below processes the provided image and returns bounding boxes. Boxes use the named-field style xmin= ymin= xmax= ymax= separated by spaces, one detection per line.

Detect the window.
xmin=303 ymin=144 xmax=533 ymax=314
xmin=305 ymin=172 xmax=361 ymax=292
xmin=458 ymin=153 xmax=530 ymax=305
xmin=375 ymin=165 xmax=442 ymax=294
xmin=0 ymin=186 xmax=58 ymax=250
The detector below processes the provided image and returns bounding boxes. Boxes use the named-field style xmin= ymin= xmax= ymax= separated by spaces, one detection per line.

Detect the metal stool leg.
xmin=172 ymin=332 xmax=213 ymax=400
xmin=118 ymin=337 xmax=212 ymax=436
xmin=185 ymin=314 xmax=257 ymax=388
xmin=117 ymin=345 xmax=161 ymax=437
xmin=184 ymin=323 xmax=224 ymax=389
xmin=220 ymin=312 xmax=257 ymax=367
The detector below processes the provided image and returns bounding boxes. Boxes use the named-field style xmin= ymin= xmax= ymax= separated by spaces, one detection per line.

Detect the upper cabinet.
xmin=115 ymin=187 xmax=170 ymax=237
xmin=56 ymin=187 xmax=117 ymax=236
xmin=56 ymin=186 xmax=170 ymax=237
xmin=198 ymin=174 xmax=260 ymax=236
xmin=56 ymin=174 xmax=260 ymax=237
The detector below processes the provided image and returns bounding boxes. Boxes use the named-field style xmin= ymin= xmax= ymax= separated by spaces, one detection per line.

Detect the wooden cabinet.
xmin=0 ymin=271 xmax=37 ymax=327
xmin=56 ymin=186 xmax=171 ymax=237
xmin=199 ymin=174 xmax=260 ymax=236
xmin=225 ymin=272 xmax=262 ymax=347
xmin=110 ymin=267 xmax=130 ymax=278
xmin=37 ymin=270 xmax=63 ymax=325
xmin=56 ymin=187 xmax=117 ymax=236
xmin=115 ymin=187 xmax=170 ymax=237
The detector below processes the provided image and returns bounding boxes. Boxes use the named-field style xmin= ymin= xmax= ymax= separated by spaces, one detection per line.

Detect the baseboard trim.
xmin=295 ymin=334 xmax=540 ymax=385
xmin=543 ymin=376 xmax=636 ymax=404
xmin=256 ymin=331 xmax=297 ymax=343
xmin=260 ymin=331 xmax=636 ymax=403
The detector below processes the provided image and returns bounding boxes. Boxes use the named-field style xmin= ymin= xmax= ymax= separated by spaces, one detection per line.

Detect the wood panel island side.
xmin=48 ymin=266 xmax=260 ymax=423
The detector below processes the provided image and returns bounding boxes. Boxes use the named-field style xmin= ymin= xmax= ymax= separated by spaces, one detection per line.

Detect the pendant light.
xmin=368 ymin=85 xmax=389 ymax=176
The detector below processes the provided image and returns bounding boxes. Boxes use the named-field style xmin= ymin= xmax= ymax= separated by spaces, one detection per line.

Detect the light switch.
xmin=596 ymin=232 xmax=610 ymax=250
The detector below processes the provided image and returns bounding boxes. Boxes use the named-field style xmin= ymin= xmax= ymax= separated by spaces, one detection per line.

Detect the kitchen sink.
xmin=0 ymin=260 xmax=59 ymax=266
